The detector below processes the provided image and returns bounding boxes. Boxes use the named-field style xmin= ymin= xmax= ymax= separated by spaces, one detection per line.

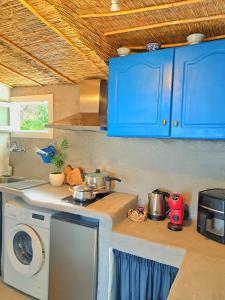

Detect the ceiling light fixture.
xmin=111 ymin=0 xmax=120 ymax=11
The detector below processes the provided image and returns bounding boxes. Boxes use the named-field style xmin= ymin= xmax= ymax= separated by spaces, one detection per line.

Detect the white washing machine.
xmin=3 ymin=199 xmax=53 ymax=300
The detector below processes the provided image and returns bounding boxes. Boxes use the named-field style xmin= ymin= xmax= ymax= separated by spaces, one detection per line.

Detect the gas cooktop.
xmin=62 ymin=192 xmax=111 ymax=207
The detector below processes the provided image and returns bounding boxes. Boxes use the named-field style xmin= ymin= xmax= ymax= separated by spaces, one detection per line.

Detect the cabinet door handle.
xmin=162 ymin=119 xmax=167 ymax=126
xmin=173 ymin=120 xmax=179 ymax=127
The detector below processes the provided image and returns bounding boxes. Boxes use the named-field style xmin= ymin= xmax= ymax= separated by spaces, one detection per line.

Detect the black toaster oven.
xmin=197 ymin=189 xmax=225 ymax=244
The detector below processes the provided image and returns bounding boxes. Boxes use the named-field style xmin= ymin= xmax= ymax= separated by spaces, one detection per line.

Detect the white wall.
xmin=0 ymin=84 xmax=11 ymax=176
xmin=0 ymin=133 xmax=10 ymax=176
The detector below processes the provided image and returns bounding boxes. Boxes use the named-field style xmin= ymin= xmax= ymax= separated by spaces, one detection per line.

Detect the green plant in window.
xmin=20 ymin=103 xmax=48 ymax=131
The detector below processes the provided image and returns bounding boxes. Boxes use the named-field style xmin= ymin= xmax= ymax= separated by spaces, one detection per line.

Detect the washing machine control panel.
xmin=5 ymin=202 xmax=52 ymax=228
xmin=32 ymin=213 xmax=45 ymax=221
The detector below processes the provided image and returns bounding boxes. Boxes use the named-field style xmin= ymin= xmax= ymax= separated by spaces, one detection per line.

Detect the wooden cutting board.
xmin=66 ymin=168 xmax=83 ymax=186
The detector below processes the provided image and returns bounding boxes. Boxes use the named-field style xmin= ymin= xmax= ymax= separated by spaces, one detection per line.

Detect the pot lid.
xmin=72 ymin=185 xmax=92 ymax=192
xmin=85 ymin=169 xmax=108 ymax=178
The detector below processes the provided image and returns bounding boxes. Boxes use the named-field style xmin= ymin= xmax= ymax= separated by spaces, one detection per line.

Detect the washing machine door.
xmin=7 ymin=224 xmax=44 ymax=277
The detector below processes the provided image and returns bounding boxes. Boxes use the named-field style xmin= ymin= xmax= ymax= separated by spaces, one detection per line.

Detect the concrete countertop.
xmin=113 ymin=218 xmax=225 ymax=300
xmin=1 ymin=183 xmax=224 ymax=300
xmin=0 ymin=183 xmax=138 ymax=229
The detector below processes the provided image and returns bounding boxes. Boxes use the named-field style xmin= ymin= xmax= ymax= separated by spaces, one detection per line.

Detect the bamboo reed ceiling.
xmin=0 ymin=0 xmax=225 ymax=87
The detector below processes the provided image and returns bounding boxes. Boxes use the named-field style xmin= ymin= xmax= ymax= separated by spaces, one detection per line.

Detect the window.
xmin=9 ymin=94 xmax=53 ymax=139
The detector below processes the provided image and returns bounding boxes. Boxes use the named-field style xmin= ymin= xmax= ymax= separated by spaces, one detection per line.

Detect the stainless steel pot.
xmin=69 ymin=185 xmax=99 ymax=201
xmin=84 ymin=169 xmax=121 ymax=193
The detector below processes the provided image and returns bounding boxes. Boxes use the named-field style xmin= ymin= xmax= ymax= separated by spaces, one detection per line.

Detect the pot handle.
xmin=92 ymin=186 xmax=106 ymax=195
xmin=106 ymin=176 xmax=122 ymax=182
xmin=162 ymin=192 xmax=170 ymax=199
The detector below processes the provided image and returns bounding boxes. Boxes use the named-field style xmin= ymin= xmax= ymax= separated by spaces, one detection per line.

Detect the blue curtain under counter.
xmin=112 ymin=249 xmax=178 ymax=300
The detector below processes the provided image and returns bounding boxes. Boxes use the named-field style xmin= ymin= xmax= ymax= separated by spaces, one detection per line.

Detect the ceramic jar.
xmin=49 ymin=172 xmax=65 ymax=187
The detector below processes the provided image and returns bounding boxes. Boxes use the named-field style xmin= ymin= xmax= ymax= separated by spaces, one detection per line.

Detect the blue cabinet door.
xmin=107 ymin=49 xmax=174 ymax=137
xmin=171 ymin=39 xmax=225 ymax=139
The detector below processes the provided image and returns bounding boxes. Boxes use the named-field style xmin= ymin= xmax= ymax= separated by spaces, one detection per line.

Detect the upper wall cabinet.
xmin=107 ymin=49 xmax=174 ymax=137
xmin=171 ymin=39 xmax=225 ymax=139
xmin=108 ymin=39 xmax=225 ymax=139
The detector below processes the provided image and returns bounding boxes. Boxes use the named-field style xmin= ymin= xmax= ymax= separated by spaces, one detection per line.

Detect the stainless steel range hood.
xmin=46 ymin=79 xmax=107 ymax=131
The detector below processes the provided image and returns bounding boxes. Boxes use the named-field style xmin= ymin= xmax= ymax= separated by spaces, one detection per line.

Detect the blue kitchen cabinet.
xmin=107 ymin=49 xmax=174 ymax=137
xmin=171 ymin=39 xmax=225 ymax=139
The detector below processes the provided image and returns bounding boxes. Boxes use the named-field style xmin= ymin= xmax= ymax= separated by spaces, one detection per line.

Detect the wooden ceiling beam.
xmin=0 ymin=34 xmax=77 ymax=84
xmin=105 ymin=14 xmax=225 ymax=36
xmin=81 ymin=0 xmax=203 ymax=19
xmin=128 ymin=34 xmax=225 ymax=50
xmin=18 ymin=0 xmax=108 ymax=76
xmin=0 ymin=63 xmax=43 ymax=86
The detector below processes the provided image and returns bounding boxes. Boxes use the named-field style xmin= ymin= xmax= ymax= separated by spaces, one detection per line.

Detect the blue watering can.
xmin=36 ymin=145 xmax=56 ymax=164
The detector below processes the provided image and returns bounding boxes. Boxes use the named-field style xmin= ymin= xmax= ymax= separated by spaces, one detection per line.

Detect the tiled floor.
xmin=0 ymin=280 xmax=33 ymax=300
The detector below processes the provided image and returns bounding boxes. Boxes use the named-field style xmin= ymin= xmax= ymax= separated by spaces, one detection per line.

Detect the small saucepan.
xmin=69 ymin=185 xmax=102 ymax=202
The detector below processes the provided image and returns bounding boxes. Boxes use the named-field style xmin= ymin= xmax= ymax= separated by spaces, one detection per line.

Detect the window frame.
xmin=0 ymin=101 xmax=11 ymax=131
xmin=10 ymin=94 xmax=53 ymax=139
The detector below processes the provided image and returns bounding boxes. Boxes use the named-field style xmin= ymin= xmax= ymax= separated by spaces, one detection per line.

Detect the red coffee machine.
xmin=168 ymin=193 xmax=184 ymax=231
